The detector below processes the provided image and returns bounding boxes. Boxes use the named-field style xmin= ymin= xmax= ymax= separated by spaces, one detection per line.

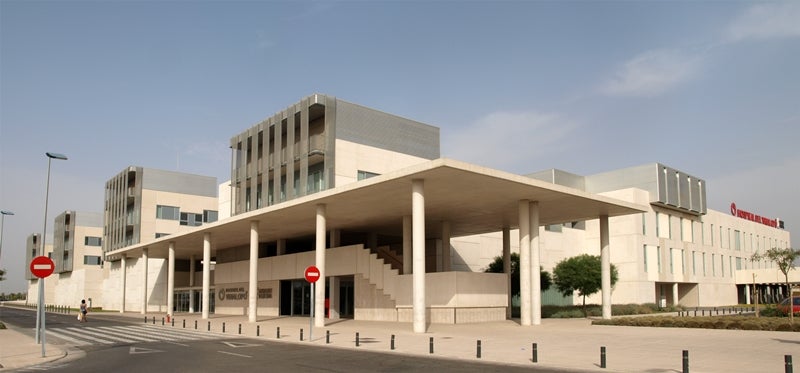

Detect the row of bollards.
xmin=141 ymin=318 xmax=793 ymax=372
xmin=678 ymin=307 xmax=757 ymax=317
xmin=25 ymin=304 xmax=72 ymax=314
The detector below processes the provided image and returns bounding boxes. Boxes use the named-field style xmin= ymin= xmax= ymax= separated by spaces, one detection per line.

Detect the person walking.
xmin=79 ymin=299 xmax=88 ymax=322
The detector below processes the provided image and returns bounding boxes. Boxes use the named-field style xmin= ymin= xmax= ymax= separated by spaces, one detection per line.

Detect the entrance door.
xmin=339 ymin=277 xmax=354 ymax=318
xmin=292 ymin=280 xmax=312 ymax=316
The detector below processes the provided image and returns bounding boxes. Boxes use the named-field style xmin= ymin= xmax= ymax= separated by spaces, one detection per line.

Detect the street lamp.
xmin=0 ymin=210 xmax=14 ymax=265
xmin=35 ymin=152 xmax=67 ymax=356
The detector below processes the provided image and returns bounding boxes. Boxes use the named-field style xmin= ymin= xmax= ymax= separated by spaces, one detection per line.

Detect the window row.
xmin=156 ymin=205 xmax=218 ymax=226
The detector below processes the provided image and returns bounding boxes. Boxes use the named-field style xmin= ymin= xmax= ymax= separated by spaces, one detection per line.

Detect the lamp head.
xmin=45 ymin=152 xmax=68 ymax=160
xmin=0 ymin=210 xmax=13 ymax=216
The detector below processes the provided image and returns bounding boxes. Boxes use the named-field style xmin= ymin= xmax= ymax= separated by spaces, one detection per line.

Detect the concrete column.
xmin=120 ymin=256 xmax=127 ymax=313
xmin=530 ymin=201 xmax=541 ymax=325
xmin=600 ymin=215 xmax=611 ymax=319
xmin=315 ymin=204 xmax=326 ymax=328
xmin=745 ymin=284 xmax=751 ymax=304
xmin=518 ymin=200 xmax=531 ymax=326
xmin=403 ymin=215 xmax=412 ymax=274
xmin=277 ymin=239 xmax=286 ymax=256
xmin=412 ymin=179 xmax=426 ymax=333
xmin=441 ymin=221 xmax=451 ymax=272
xmin=168 ymin=242 xmax=175 ymax=316
xmin=502 ymin=227 xmax=511 ymax=319
xmin=330 ymin=229 xmax=341 ymax=248
xmin=189 ymin=254 xmax=195 ymax=313
xmin=368 ymin=232 xmax=378 ymax=251
xmin=202 ymin=233 xmax=211 ymax=319
xmin=672 ymin=283 xmax=679 ymax=306
xmin=329 ymin=276 xmax=340 ymax=320
xmin=249 ymin=221 xmax=259 ymax=322
xmin=141 ymin=248 xmax=148 ymax=315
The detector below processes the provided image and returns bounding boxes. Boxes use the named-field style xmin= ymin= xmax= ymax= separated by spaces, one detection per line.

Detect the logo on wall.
xmin=730 ymin=202 xmax=780 ymax=228
xmin=218 ymin=288 xmax=226 ymax=301
xmin=218 ymin=287 xmax=248 ymax=301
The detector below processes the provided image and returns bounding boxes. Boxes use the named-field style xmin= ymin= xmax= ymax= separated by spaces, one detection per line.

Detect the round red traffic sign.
xmin=30 ymin=256 xmax=55 ymax=278
xmin=304 ymin=265 xmax=320 ymax=283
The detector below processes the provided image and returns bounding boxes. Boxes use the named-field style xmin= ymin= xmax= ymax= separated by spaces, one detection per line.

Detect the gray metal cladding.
xmin=335 ymin=100 xmax=440 ymax=160
xmin=141 ymin=168 xmax=217 ymax=197
xmin=655 ymin=164 xmax=706 ymax=215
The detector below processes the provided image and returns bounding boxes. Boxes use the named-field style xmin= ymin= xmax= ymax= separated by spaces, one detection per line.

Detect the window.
xmin=156 ymin=205 xmax=180 ymax=220
xmin=642 ymin=213 xmax=647 ymax=235
xmin=736 ymin=257 xmax=742 ymax=270
xmin=545 ymin=224 xmax=562 ymax=233
xmin=681 ymin=249 xmax=686 ymax=274
xmin=84 ymin=236 xmax=102 ymax=246
xmin=83 ymin=255 xmax=102 ymax=265
xmin=710 ymin=224 xmax=714 ymax=246
xmin=720 ymin=255 xmax=725 ymax=277
xmin=155 ymin=233 xmax=170 ymax=238
xmin=669 ymin=248 xmax=674 ymax=274
xmin=180 ymin=212 xmax=203 ymax=227
xmin=657 ymin=246 xmax=662 ymax=273
xmin=734 ymin=230 xmax=741 ymax=251
xmin=703 ymin=253 xmax=706 ymax=276
xmin=357 ymin=170 xmax=380 ymax=181
xmin=712 ymin=254 xmax=716 ymax=276
xmin=643 ymin=245 xmax=648 ymax=272
xmin=203 ymin=210 xmax=218 ymax=223
xmin=692 ymin=251 xmax=696 ymax=275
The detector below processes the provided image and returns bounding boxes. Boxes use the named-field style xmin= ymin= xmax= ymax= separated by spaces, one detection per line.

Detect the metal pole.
xmin=310 ymin=282 xmax=314 ymax=342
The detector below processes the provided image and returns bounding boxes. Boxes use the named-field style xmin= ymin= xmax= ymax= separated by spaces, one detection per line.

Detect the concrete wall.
xmin=334 ymin=139 xmax=433 ymax=187
xmin=100 ymin=257 xmax=169 ymax=312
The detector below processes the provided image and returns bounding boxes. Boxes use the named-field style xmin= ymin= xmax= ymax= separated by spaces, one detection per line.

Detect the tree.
xmin=0 ymin=268 xmax=5 ymax=282
xmin=484 ymin=253 xmax=551 ymax=298
xmin=752 ymin=247 xmax=799 ymax=323
xmin=553 ymin=254 xmax=618 ymax=316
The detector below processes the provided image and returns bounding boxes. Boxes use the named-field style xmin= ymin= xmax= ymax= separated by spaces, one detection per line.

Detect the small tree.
xmin=752 ymin=247 xmax=799 ymax=323
xmin=0 ymin=268 xmax=5 ymax=282
xmin=553 ymin=254 xmax=618 ymax=316
xmin=485 ymin=253 xmax=551 ymax=298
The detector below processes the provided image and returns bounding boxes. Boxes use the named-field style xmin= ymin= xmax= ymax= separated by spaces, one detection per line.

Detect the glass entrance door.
xmin=291 ymin=280 xmax=311 ymax=315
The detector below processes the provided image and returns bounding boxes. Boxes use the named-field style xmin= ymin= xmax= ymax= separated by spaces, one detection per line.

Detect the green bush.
xmin=550 ymin=309 xmax=585 ymax=318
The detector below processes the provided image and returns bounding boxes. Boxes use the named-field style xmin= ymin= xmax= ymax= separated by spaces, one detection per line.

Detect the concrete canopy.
xmin=105 ymin=158 xmax=648 ymax=261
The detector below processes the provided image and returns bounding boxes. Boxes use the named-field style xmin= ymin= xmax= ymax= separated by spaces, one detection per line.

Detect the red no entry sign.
xmin=30 ymin=256 xmax=55 ymax=278
xmin=304 ymin=265 xmax=320 ymax=283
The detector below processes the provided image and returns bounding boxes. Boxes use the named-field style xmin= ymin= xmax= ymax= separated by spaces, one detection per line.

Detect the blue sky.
xmin=1 ymin=1 xmax=798 ymax=293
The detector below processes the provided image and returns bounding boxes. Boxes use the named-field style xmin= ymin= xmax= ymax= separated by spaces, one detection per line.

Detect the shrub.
xmin=551 ymin=309 xmax=585 ymax=318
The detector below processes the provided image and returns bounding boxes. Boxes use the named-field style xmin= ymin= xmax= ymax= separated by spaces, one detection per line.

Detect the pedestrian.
xmin=79 ymin=299 xmax=88 ymax=322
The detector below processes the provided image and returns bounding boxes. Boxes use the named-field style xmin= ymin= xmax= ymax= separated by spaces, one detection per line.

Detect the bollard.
xmin=195 ymin=320 xmax=198 ymax=330
xmin=277 ymin=326 xmax=280 ymax=339
xmin=477 ymin=340 xmax=482 ymax=359
xmin=694 ymin=308 xmax=697 ymax=317
xmin=356 ymin=332 xmax=360 ymax=347
xmin=532 ymin=343 xmax=538 ymax=363
xmin=208 ymin=321 xmax=210 ymax=331
xmin=239 ymin=324 xmax=241 ymax=335
xmin=223 ymin=322 xmax=226 ymax=333
xmin=162 ymin=317 xmax=165 ymax=326
xmin=326 ymin=330 xmax=330 ymax=344
xmin=152 ymin=316 xmax=156 ymax=325
xmin=144 ymin=316 xmax=147 ymax=324
xmin=300 ymin=328 xmax=304 ymax=341
xmin=391 ymin=334 xmax=395 ymax=350
xmin=183 ymin=319 xmax=186 ymax=328
xmin=601 ymin=346 xmax=607 ymax=369
xmin=257 ymin=325 xmax=260 ymax=337
xmin=786 ymin=355 xmax=793 ymax=373
xmin=429 ymin=337 xmax=434 ymax=354
xmin=683 ymin=350 xmax=689 ymax=373
xmin=172 ymin=318 xmax=175 ymax=327
xmin=702 ymin=310 xmax=705 ymax=316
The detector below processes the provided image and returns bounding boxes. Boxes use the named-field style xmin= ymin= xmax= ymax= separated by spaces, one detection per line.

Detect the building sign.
xmin=730 ymin=202 xmax=780 ymax=228
xmin=218 ymin=286 xmax=273 ymax=301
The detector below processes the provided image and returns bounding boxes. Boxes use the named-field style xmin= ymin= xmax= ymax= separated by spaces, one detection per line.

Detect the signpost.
xmin=30 ymin=256 xmax=55 ymax=357
xmin=304 ymin=265 xmax=320 ymax=342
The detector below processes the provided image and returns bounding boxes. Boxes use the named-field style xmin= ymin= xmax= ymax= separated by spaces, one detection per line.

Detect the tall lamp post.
xmin=0 ymin=210 xmax=14 ymax=264
xmin=35 ymin=152 xmax=67 ymax=357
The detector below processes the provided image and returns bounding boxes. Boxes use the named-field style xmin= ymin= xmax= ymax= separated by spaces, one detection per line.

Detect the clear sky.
xmin=1 ymin=1 xmax=798 ymax=294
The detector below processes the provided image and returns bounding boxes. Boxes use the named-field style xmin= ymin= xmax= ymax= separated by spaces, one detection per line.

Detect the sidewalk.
xmin=3 ymin=304 xmax=800 ymax=372
xmin=0 ymin=325 xmax=67 ymax=371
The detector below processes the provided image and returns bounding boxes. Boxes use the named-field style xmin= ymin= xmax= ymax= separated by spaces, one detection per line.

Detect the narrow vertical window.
xmin=643 ymin=245 xmax=648 ymax=272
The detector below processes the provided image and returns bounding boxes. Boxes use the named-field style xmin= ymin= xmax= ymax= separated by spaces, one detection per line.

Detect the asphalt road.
xmin=1 ymin=307 xmax=578 ymax=373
